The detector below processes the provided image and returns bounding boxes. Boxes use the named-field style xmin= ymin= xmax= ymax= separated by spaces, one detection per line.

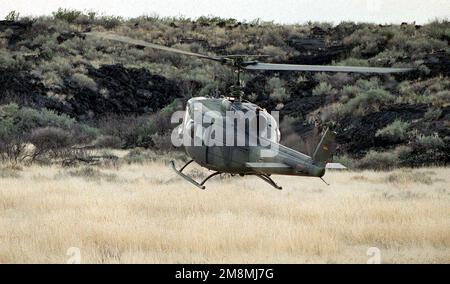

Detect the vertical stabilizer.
xmin=312 ymin=128 xmax=336 ymax=168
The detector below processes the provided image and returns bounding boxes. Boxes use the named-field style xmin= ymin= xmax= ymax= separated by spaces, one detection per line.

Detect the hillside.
xmin=0 ymin=10 xmax=449 ymax=168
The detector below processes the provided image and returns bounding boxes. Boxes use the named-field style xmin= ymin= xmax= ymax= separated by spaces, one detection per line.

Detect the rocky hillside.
xmin=0 ymin=10 xmax=449 ymax=167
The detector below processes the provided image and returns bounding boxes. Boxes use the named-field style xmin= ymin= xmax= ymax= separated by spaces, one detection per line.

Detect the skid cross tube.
xmin=170 ymin=160 xmax=283 ymax=190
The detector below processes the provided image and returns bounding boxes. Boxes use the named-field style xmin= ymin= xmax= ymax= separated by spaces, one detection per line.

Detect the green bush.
xmin=333 ymin=154 xmax=356 ymax=168
xmin=259 ymin=45 xmax=287 ymax=61
xmin=413 ymin=132 xmax=445 ymax=149
xmin=52 ymin=8 xmax=82 ymax=23
xmin=0 ymin=103 xmax=99 ymax=163
xmin=70 ymin=73 xmax=98 ymax=91
xmin=94 ymin=135 xmax=123 ymax=149
xmin=312 ymin=82 xmax=335 ymax=96
xmin=341 ymin=85 xmax=360 ymax=95
xmin=123 ymin=148 xmax=156 ymax=164
xmin=430 ymin=90 xmax=450 ymax=107
xmin=335 ymin=58 xmax=369 ymax=67
xmin=0 ymin=50 xmax=19 ymax=69
xmin=423 ymin=20 xmax=450 ymax=40
xmin=29 ymin=127 xmax=72 ymax=161
xmin=97 ymin=115 xmax=158 ymax=148
xmin=5 ymin=11 xmax=20 ymax=21
xmin=423 ymin=108 xmax=442 ymax=121
xmin=355 ymin=78 xmax=381 ymax=91
xmin=399 ymin=131 xmax=447 ymax=167
xmin=375 ymin=120 xmax=410 ymax=142
xmin=356 ymin=150 xmax=399 ymax=170
xmin=267 ymin=77 xmax=289 ymax=102
xmin=338 ymin=88 xmax=394 ymax=116
xmin=97 ymin=16 xmax=123 ymax=29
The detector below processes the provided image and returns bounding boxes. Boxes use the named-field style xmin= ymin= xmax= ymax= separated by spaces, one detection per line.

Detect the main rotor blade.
xmin=244 ymin=63 xmax=413 ymax=73
xmin=86 ymin=32 xmax=223 ymax=63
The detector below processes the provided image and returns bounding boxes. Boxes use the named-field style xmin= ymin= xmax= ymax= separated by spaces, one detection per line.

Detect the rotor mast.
xmin=229 ymin=57 xmax=246 ymax=101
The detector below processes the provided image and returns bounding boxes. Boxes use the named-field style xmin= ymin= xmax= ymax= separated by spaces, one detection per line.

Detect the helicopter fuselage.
xmin=180 ymin=97 xmax=331 ymax=178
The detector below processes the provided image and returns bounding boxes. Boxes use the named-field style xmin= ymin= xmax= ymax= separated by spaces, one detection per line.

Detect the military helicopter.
xmin=87 ymin=32 xmax=412 ymax=190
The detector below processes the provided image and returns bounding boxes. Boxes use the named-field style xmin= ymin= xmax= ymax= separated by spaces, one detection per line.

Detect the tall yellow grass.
xmin=0 ymin=163 xmax=449 ymax=263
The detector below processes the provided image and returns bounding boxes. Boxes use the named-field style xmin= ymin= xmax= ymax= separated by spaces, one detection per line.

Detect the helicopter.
xmin=87 ymin=32 xmax=412 ymax=190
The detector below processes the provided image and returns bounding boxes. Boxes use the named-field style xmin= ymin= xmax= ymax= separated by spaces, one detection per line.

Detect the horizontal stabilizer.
xmin=325 ymin=163 xmax=347 ymax=170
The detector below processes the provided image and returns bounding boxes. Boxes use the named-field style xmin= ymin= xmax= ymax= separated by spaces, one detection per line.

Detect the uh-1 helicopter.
xmin=87 ymin=32 xmax=412 ymax=190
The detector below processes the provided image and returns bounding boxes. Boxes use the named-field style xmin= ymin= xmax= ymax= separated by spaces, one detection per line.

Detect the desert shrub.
xmin=16 ymin=106 xmax=75 ymax=130
xmin=70 ymin=73 xmax=98 ymax=91
xmin=198 ymin=81 xmax=219 ymax=97
xmin=267 ymin=77 xmax=289 ymax=102
xmin=430 ymin=90 xmax=450 ymax=107
xmin=397 ymin=77 xmax=450 ymax=105
xmin=369 ymin=50 xmax=407 ymax=67
xmin=397 ymin=80 xmax=416 ymax=96
xmin=403 ymin=37 xmax=447 ymax=54
xmin=0 ymin=103 xmax=99 ymax=163
xmin=333 ymin=154 xmax=356 ymax=168
xmin=323 ymin=73 xmax=354 ymax=89
xmin=0 ymin=50 xmax=18 ymax=69
xmin=70 ymin=124 xmax=99 ymax=145
xmin=427 ymin=77 xmax=448 ymax=95
xmin=5 ymin=10 xmax=20 ymax=21
xmin=123 ymin=148 xmax=186 ymax=164
xmin=335 ymin=58 xmax=369 ymax=67
xmin=344 ymin=26 xmax=386 ymax=57
xmin=136 ymin=120 xmax=158 ymax=146
xmin=94 ymin=135 xmax=123 ymax=149
xmin=29 ymin=127 xmax=72 ymax=161
xmin=261 ymin=27 xmax=285 ymax=47
xmin=41 ymin=71 xmax=64 ymax=88
xmin=259 ymin=45 xmax=288 ymax=61
xmin=423 ymin=20 xmax=450 ymax=40
xmin=123 ymin=148 xmax=157 ymax=164
xmin=413 ymin=132 xmax=445 ymax=149
xmin=30 ymin=56 xmax=74 ymax=88
xmin=338 ymin=88 xmax=394 ymax=116
xmin=356 ymin=150 xmax=399 ymax=170
xmin=196 ymin=16 xmax=237 ymax=27
xmin=97 ymin=16 xmax=123 ymax=29
xmin=151 ymin=132 xmax=175 ymax=151
xmin=312 ymin=82 xmax=334 ymax=96
xmin=400 ymin=131 xmax=448 ymax=167
xmin=423 ymin=108 xmax=442 ymax=121
xmin=270 ymin=87 xmax=289 ymax=102
xmin=97 ymin=115 xmax=157 ymax=148
xmin=355 ymin=78 xmax=381 ymax=91
xmin=340 ymin=85 xmax=361 ymax=103
xmin=52 ymin=8 xmax=82 ymax=23
xmin=375 ymin=120 xmax=410 ymax=142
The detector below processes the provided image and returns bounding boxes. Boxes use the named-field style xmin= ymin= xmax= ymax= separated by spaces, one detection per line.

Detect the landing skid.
xmin=170 ymin=160 xmax=222 ymax=190
xmin=253 ymin=174 xmax=283 ymax=190
xmin=170 ymin=160 xmax=283 ymax=190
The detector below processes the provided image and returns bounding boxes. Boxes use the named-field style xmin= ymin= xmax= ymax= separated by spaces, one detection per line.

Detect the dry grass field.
xmin=0 ymin=161 xmax=449 ymax=264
